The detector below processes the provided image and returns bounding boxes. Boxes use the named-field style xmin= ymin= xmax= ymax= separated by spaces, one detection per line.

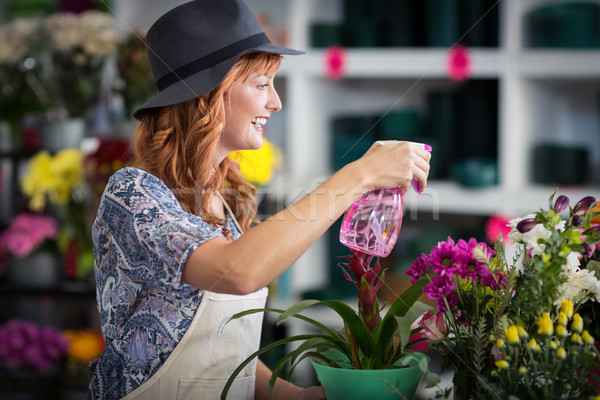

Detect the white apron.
xmin=122 ymin=287 xmax=268 ymax=400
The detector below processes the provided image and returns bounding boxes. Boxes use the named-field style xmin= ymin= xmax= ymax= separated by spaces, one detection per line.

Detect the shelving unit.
xmin=247 ymin=0 xmax=600 ymax=294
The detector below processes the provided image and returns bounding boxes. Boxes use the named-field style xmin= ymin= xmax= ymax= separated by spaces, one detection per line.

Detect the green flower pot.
xmin=310 ymin=351 xmax=428 ymax=400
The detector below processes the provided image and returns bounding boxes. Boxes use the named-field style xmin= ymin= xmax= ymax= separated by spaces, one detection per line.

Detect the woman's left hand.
xmin=297 ymin=385 xmax=326 ymax=399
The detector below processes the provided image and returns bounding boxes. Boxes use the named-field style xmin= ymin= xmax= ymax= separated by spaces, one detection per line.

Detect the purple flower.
xmin=574 ymin=196 xmax=597 ymax=213
xmin=405 ymin=254 xmax=430 ymax=284
xmin=424 ymin=275 xmax=456 ymax=301
xmin=0 ymin=319 xmax=67 ymax=371
xmin=553 ymin=195 xmax=569 ymax=213
xmin=516 ymin=218 xmax=539 ymax=233
xmin=437 ymin=293 xmax=459 ymax=312
xmin=429 ymin=237 xmax=463 ymax=274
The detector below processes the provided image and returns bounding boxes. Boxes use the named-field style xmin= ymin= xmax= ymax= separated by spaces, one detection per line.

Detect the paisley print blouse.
xmin=88 ymin=167 xmax=239 ymax=399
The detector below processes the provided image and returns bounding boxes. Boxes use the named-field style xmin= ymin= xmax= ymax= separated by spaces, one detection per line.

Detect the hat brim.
xmin=132 ymin=43 xmax=303 ymax=120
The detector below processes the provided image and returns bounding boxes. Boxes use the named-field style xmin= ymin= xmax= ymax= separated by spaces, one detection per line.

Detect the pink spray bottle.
xmin=339 ymin=142 xmax=432 ymax=257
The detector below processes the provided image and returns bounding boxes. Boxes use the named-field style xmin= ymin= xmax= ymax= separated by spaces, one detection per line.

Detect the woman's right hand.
xmin=350 ymin=140 xmax=431 ymax=196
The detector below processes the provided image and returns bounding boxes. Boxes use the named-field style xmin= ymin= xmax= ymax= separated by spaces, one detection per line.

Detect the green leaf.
xmin=221 ymin=333 xmax=331 ymax=400
xmin=276 ymin=299 xmax=322 ymax=324
xmin=225 ymin=306 xmax=342 ymax=343
xmin=417 ymin=355 xmax=429 ymax=373
xmin=395 ymin=316 xmax=412 ymax=352
xmin=321 ymin=300 xmax=376 ymax=358
xmin=425 ymin=372 xmax=441 ymax=388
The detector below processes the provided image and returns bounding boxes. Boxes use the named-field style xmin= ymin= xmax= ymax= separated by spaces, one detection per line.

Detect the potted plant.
xmin=0 ymin=212 xmax=60 ymax=287
xmin=408 ymin=193 xmax=600 ymax=399
xmin=221 ymin=249 xmax=435 ymax=400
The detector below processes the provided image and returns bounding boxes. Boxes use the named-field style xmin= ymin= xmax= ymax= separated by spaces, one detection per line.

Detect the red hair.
xmin=131 ymin=52 xmax=282 ymax=233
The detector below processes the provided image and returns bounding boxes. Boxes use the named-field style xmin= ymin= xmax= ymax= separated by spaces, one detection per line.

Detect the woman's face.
xmin=219 ymin=72 xmax=281 ymax=158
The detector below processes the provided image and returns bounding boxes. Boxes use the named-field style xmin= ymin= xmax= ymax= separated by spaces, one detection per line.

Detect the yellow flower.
xmin=505 ymin=325 xmax=520 ymax=344
xmin=528 ymin=338 xmax=541 ymax=352
xmin=572 ymin=313 xmax=584 ymax=333
xmin=560 ymin=299 xmax=574 ymax=319
xmin=496 ymin=338 xmax=505 ymax=349
xmin=517 ymin=326 xmax=528 ymax=339
xmin=571 ymin=333 xmax=583 ymax=345
xmin=537 ymin=313 xmax=554 ymax=336
xmin=582 ymin=330 xmax=595 ymax=345
xmin=556 ymin=347 xmax=567 ymax=359
xmin=228 ymin=139 xmax=281 ymax=187
xmin=557 ymin=311 xmax=568 ymax=326
xmin=495 ymin=360 xmax=509 ymax=369
xmin=549 ymin=340 xmax=559 ymax=350
xmin=518 ymin=366 xmax=527 ymax=375
xmin=556 ymin=324 xmax=568 ymax=337
xmin=20 ymin=149 xmax=83 ymax=211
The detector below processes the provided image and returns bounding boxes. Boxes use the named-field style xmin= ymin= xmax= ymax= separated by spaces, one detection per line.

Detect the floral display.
xmin=228 ymin=138 xmax=282 ymax=187
xmin=407 ymin=193 xmax=600 ymax=399
xmin=44 ymin=10 xmax=117 ymax=117
xmin=0 ymin=319 xmax=69 ymax=371
xmin=0 ymin=213 xmax=57 ymax=258
xmin=223 ymin=249 xmax=430 ymax=398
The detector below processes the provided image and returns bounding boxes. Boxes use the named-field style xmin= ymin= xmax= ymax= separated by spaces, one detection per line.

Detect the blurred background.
xmin=0 ymin=0 xmax=599 ymax=397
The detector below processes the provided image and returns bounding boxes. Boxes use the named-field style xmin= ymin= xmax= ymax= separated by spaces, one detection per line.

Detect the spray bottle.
xmin=339 ymin=142 xmax=432 ymax=257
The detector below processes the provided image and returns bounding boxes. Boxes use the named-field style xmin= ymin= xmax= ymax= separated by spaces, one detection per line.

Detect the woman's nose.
xmin=267 ymin=87 xmax=282 ymax=113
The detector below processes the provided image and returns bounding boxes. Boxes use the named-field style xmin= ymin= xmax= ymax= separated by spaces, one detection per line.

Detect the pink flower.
xmin=0 ymin=213 xmax=57 ymax=258
xmin=418 ymin=310 xmax=447 ymax=340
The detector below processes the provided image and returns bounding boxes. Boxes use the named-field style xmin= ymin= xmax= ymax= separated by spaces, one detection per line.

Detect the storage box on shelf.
xmin=245 ymin=0 xmax=600 ymax=297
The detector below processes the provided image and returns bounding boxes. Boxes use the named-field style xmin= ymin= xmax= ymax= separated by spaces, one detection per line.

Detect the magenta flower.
xmin=429 ymin=237 xmax=463 ymax=274
xmin=424 ymin=275 xmax=456 ymax=301
xmin=406 ymin=254 xmax=431 ymax=284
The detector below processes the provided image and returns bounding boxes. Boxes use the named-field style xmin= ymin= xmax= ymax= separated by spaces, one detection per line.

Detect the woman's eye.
xmin=257 ymin=84 xmax=268 ymax=90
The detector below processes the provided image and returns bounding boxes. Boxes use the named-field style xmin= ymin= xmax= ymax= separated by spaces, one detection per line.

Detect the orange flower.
xmin=590 ymin=202 xmax=600 ymax=225
xmin=63 ymin=329 xmax=106 ymax=364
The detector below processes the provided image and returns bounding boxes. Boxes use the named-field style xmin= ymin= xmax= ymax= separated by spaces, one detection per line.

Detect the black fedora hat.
xmin=132 ymin=0 xmax=303 ymax=120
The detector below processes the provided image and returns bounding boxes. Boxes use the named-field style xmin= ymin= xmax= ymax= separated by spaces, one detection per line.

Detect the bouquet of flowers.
xmin=407 ymin=193 xmax=600 ymax=399
xmin=43 ymin=10 xmax=117 ymax=118
xmin=0 ymin=213 xmax=57 ymax=258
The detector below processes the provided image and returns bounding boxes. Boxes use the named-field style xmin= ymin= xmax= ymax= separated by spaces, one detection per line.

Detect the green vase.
xmin=310 ymin=352 xmax=428 ymax=400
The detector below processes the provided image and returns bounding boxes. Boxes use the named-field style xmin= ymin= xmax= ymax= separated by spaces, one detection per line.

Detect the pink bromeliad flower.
xmin=339 ymin=249 xmax=385 ymax=332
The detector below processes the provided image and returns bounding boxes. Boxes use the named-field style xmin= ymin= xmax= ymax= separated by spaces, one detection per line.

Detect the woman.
xmin=89 ymin=1 xmax=431 ymax=399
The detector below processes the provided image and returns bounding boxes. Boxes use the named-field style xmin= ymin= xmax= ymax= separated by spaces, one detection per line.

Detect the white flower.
xmin=563 ymin=251 xmax=581 ymax=274
xmin=45 ymin=11 xmax=116 ymax=56
xmin=555 ymin=268 xmax=600 ymax=306
xmin=507 ymin=214 xmax=566 ymax=256
xmin=0 ymin=18 xmax=41 ymax=65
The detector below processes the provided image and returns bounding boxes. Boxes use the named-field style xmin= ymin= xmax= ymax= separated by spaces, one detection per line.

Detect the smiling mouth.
xmin=251 ymin=117 xmax=267 ymax=128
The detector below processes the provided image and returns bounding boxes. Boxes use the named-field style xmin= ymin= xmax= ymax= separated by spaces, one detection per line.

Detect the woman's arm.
xmin=254 ymin=359 xmax=325 ymax=400
xmin=182 ymin=141 xmax=430 ymax=294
